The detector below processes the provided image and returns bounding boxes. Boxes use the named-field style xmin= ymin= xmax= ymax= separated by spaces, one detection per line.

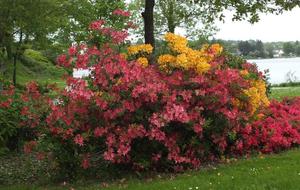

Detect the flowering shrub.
xmin=0 ymin=80 xmax=53 ymax=153
xmin=236 ymin=98 xmax=300 ymax=154
xmin=2 ymin=9 xmax=300 ymax=178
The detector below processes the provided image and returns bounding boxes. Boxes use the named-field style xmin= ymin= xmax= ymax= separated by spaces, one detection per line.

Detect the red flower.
xmin=74 ymin=134 xmax=84 ymax=146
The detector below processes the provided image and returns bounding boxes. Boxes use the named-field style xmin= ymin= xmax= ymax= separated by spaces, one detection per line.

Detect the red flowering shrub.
xmin=236 ymin=98 xmax=300 ymax=154
xmin=2 ymin=9 xmax=300 ymax=178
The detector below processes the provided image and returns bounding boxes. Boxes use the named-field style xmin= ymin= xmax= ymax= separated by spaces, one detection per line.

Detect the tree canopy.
xmin=136 ymin=0 xmax=300 ymax=49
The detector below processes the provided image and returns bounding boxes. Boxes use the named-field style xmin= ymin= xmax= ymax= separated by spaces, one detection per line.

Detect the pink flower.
xmin=103 ymin=150 xmax=115 ymax=161
xmin=81 ymin=156 xmax=90 ymax=169
xmin=110 ymin=30 xmax=128 ymax=44
xmin=24 ymin=141 xmax=37 ymax=154
xmin=68 ymin=46 xmax=77 ymax=56
xmin=94 ymin=127 xmax=106 ymax=137
xmin=193 ymin=124 xmax=203 ymax=134
xmin=112 ymin=9 xmax=130 ymax=17
xmin=89 ymin=20 xmax=105 ymax=30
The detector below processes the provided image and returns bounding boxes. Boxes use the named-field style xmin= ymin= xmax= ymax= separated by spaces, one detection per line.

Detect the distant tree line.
xmin=198 ymin=40 xmax=300 ymax=59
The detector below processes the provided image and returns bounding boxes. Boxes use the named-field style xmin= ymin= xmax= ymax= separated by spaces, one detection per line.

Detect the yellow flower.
xmin=176 ymin=54 xmax=188 ymax=68
xmin=136 ymin=57 xmax=148 ymax=67
xmin=243 ymin=79 xmax=270 ymax=115
xmin=158 ymin=33 xmax=223 ymax=73
xmin=120 ymin=53 xmax=128 ymax=60
xmin=240 ymin=70 xmax=249 ymax=77
xmin=127 ymin=44 xmax=153 ymax=56
xmin=157 ymin=54 xmax=176 ymax=69
xmin=94 ymin=91 xmax=103 ymax=97
xmin=210 ymin=44 xmax=223 ymax=55
xmin=196 ymin=63 xmax=211 ymax=74
xmin=164 ymin=33 xmax=188 ymax=53
xmin=158 ymin=54 xmax=176 ymax=64
xmin=116 ymin=78 xmax=122 ymax=85
xmin=232 ymin=98 xmax=241 ymax=108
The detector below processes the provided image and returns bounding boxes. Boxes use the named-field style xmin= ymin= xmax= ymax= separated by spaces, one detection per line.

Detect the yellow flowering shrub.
xmin=158 ymin=33 xmax=223 ymax=74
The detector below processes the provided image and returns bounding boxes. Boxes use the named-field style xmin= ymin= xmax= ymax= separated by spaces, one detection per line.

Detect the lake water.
xmin=249 ymin=57 xmax=300 ymax=84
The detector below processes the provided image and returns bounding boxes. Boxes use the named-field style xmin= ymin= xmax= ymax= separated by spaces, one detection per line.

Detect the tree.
xmin=238 ymin=41 xmax=253 ymax=56
xmin=0 ymin=0 xmax=67 ymax=85
xmin=265 ymin=45 xmax=274 ymax=58
xmin=254 ymin=40 xmax=265 ymax=58
xmin=141 ymin=0 xmax=155 ymax=48
xmin=55 ymin=0 xmax=126 ymax=45
xmin=0 ymin=0 xmax=126 ymax=85
xmin=295 ymin=41 xmax=300 ymax=56
xmin=283 ymin=42 xmax=295 ymax=56
xmin=133 ymin=0 xmax=300 ymax=54
xmin=129 ymin=0 xmax=217 ymax=46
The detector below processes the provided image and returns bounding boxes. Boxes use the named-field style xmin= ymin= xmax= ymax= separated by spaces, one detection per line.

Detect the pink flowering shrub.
xmin=1 ymin=9 xmax=300 ymax=178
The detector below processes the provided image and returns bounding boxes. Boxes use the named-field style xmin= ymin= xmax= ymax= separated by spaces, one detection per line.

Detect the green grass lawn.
xmin=270 ymin=86 xmax=300 ymax=100
xmin=1 ymin=149 xmax=300 ymax=190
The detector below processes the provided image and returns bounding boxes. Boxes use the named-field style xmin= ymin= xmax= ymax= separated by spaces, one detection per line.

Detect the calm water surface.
xmin=249 ymin=57 xmax=300 ymax=84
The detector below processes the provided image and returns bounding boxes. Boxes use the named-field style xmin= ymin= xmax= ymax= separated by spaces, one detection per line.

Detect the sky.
xmin=214 ymin=7 xmax=300 ymax=42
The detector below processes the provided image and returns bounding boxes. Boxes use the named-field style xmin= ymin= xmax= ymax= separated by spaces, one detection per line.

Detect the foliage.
xmin=193 ymin=0 xmax=300 ymax=24
xmin=129 ymin=0 xmax=217 ymax=40
xmin=2 ymin=9 xmax=300 ymax=181
xmin=55 ymin=0 xmax=127 ymax=45
xmin=283 ymin=42 xmax=295 ymax=56
xmin=23 ymin=49 xmax=50 ymax=63
xmin=0 ymin=81 xmax=19 ymax=154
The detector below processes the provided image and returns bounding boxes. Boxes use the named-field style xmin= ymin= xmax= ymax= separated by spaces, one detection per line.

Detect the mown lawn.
xmin=1 ymin=149 xmax=300 ymax=190
xmin=270 ymin=86 xmax=300 ymax=100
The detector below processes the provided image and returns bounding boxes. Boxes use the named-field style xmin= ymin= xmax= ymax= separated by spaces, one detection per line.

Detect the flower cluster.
xmin=243 ymin=79 xmax=270 ymax=115
xmin=158 ymin=33 xmax=222 ymax=74
xmin=236 ymin=98 xmax=300 ymax=154
xmin=136 ymin=57 xmax=148 ymax=67
xmin=127 ymin=44 xmax=153 ymax=56
xmin=112 ymin=8 xmax=131 ymax=17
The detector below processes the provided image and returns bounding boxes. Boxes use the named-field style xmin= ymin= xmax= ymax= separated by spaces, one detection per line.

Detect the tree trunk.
xmin=167 ymin=0 xmax=175 ymax=33
xmin=13 ymin=30 xmax=23 ymax=86
xmin=167 ymin=20 xmax=175 ymax=33
xmin=142 ymin=0 xmax=155 ymax=49
xmin=12 ymin=53 xmax=17 ymax=85
xmin=5 ymin=42 xmax=12 ymax=60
